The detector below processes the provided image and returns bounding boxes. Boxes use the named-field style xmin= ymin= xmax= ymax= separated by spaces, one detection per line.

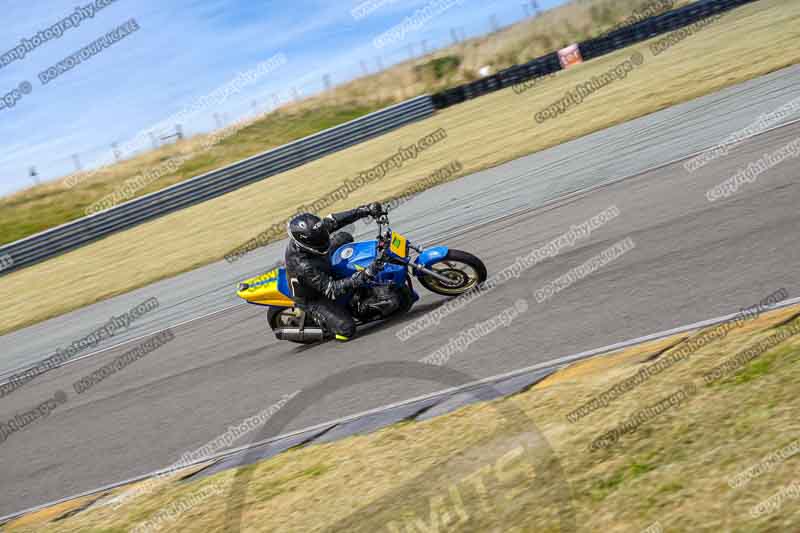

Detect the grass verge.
xmin=6 ymin=304 xmax=800 ymax=532
xmin=0 ymin=103 xmax=386 ymax=246
xmin=0 ymin=0 xmax=685 ymax=247
xmin=0 ymin=0 xmax=798 ymax=336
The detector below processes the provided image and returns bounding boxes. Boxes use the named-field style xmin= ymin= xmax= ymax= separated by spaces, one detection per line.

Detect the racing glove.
xmin=357 ymin=202 xmax=384 ymax=218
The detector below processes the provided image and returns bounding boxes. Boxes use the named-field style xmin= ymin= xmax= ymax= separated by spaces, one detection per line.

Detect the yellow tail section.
xmin=237 ymin=268 xmax=295 ymax=307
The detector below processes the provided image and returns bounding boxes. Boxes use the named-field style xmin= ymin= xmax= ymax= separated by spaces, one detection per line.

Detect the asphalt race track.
xmin=3 ymin=64 xmax=800 ymax=377
xmin=0 ymin=66 xmax=798 ymax=515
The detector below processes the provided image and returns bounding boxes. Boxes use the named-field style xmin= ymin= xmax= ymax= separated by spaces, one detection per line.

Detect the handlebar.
xmin=368 ymin=202 xmax=390 ymax=220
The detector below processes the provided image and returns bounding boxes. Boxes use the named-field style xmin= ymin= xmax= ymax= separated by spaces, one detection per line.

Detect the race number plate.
xmin=390 ymin=231 xmax=408 ymax=258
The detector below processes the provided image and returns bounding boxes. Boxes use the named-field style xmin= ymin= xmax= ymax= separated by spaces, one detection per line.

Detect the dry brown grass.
xmin=0 ymin=103 xmax=387 ymax=245
xmin=0 ymin=0 xmax=687 ymax=246
xmin=8 ymin=304 xmax=800 ymax=532
xmin=310 ymin=0 xmax=694 ymax=103
xmin=0 ymin=0 xmax=798 ymax=336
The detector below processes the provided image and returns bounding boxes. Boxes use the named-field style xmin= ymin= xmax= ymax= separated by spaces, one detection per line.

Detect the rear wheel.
xmin=418 ymin=250 xmax=487 ymax=296
xmin=267 ymin=307 xmax=320 ymax=344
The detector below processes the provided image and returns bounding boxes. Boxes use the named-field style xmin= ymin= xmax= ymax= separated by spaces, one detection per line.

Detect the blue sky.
xmin=0 ymin=0 xmax=565 ymax=195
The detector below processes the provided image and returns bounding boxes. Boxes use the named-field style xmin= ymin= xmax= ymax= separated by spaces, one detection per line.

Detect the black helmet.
xmin=287 ymin=213 xmax=330 ymax=254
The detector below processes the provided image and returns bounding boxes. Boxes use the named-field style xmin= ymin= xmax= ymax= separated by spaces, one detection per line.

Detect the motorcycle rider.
xmin=285 ymin=202 xmax=385 ymax=342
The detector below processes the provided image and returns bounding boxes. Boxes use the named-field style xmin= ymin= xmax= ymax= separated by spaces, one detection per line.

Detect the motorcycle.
xmin=236 ymin=206 xmax=487 ymax=343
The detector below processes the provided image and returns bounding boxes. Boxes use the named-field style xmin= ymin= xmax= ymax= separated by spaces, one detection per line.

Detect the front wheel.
xmin=418 ymin=250 xmax=487 ymax=296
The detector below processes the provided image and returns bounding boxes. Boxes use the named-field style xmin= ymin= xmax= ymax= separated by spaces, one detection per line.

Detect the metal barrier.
xmin=0 ymin=0 xmax=763 ymax=275
xmin=0 ymin=96 xmax=435 ymax=275
xmin=432 ymin=0 xmax=760 ymax=109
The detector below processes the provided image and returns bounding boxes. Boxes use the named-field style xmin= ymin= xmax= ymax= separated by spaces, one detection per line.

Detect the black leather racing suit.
xmin=285 ymin=208 xmax=372 ymax=340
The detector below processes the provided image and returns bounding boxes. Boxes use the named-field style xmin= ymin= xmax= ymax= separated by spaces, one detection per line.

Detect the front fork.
xmin=410 ymin=262 xmax=455 ymax=284
xmin=403 ymin=241 xmax=455 ymax=285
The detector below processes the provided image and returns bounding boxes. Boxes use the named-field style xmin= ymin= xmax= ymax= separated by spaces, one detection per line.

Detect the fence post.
xmin=29 ymin=166 xmax=40 ymax=185
xmin=451 ymin=28 xmax=459 ymax=45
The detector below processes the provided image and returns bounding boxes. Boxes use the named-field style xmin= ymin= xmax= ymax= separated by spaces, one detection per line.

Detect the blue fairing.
xmin=331 ymin=241 xmax=378 ymax=277
xmin=413 ymin=246 xmax=449 ymax=275
xmin=331 ymin=240 xmax=417 ymax=304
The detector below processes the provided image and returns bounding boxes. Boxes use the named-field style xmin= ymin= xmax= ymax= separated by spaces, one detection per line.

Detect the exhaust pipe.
xmin=274 ymin=327 xmax=326 ymax=343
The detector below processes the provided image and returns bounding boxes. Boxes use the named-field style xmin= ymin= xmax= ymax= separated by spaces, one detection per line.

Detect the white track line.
xmin=4 ymin=295 xmax=799 ymax=523
xmin=3 ymin=95 xmax=800 ymax=521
